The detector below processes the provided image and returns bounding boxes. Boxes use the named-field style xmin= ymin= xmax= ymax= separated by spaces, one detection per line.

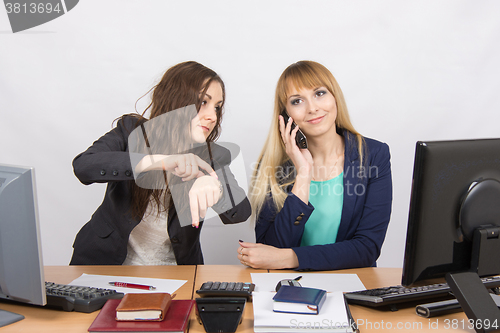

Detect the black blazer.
xmin=70 ymin=116 xmax=251 ymax=265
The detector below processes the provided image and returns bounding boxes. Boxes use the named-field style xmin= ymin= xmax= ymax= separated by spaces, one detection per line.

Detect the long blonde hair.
xmin=250 ymin=61 xmax=365 ymax=217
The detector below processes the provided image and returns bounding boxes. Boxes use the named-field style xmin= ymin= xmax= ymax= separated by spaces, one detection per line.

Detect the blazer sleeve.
xmin=255 ymin=192 xmax=314 ymax=247
xmin=73 ymin=117 xmax=138 ymax=185
xmin=210 ymin=146 xmax=251 ymax=224
xmin=255 ymin=142 xmax=392 ymax=271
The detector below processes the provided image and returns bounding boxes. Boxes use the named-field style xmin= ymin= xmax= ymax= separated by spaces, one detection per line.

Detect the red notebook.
xmin=88 ymin=299 xmax=195 ymax=333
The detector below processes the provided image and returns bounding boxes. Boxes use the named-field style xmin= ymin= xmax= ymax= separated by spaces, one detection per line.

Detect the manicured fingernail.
xmin=239 ymin=239 xmax=244 ymax=243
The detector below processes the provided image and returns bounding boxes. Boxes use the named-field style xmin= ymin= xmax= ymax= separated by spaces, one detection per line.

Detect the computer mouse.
xmin=275 ymin=279 xmax=302 ymax=292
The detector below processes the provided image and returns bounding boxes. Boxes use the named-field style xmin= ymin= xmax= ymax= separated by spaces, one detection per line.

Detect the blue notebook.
xmin=272 ymin=285 xmax=327 ymax=315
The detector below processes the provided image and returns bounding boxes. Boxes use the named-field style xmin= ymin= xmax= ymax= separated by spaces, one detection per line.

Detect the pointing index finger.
xmin=190 ymin=191 xmax=199 ymax=228
xmin=195 ymin=157 xmax=217 ymax=178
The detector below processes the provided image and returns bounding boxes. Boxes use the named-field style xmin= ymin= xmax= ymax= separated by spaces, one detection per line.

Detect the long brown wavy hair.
xmin=124 ymin=61 xmax=225 ymax=220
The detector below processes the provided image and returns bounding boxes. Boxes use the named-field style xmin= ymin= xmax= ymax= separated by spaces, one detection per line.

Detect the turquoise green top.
xmin=300 ymin=172 xmax=344 ymax=246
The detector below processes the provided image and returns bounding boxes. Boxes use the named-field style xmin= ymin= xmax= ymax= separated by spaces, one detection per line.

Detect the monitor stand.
xmin=445 ymin=226 xmax=500 ymax=333
xmin=446 ymin=272 xmax=500 ymax=333
xmin=451 ymin=182 xmax=500 ymax=333
xmin=0 ymin=309 xmax=24 ymax=328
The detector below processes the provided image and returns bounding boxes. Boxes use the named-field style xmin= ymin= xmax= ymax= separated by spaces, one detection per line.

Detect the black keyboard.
xmin=45 ymin=282 xmax=124 ymax=313
xmin=345 ymin=276 xmax=500 ymax=308
xmin=196 ymin=281 xmax=255 ymax=301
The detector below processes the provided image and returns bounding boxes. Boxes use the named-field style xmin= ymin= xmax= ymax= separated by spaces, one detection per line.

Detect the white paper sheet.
xmin=250 ymin=273 xmax=365 ymax=293
xmin=68 ymin=273 xmax=187 ymax=294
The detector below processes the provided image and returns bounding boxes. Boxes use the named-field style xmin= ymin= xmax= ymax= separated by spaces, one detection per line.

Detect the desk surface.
xmin=0 ymin=265 xmax=476 ymax=333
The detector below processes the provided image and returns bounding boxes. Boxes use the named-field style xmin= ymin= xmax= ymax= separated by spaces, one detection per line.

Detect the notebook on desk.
xmin=88 ymin=298 xmax=195 ymax=333
xmin=253 ymin=291 xmax=358 ymax=333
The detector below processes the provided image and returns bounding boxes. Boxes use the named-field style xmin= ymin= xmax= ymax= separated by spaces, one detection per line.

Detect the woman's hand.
xmin=279 ymin=115 xmax=313 ymax=178
xmin=162 ymin=154 xmax=217 ymax=181
xmin=237 ymin=241 xmax=299 ymax=269
xmin=136 ymin=154 xmax=221 ymax=227
xmin=279 ymin=115 xmax=313 ymax=203
xmin=190 ymin=175 xmax=223 ymax=228
xmin=136 ymin=153 xmax=217 ymax=181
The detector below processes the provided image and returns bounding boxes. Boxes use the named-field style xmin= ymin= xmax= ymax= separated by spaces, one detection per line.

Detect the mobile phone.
xmin=275 ymin=279 xmax=302 ymax=292
xmin=280 ymin=109 xmax=308 ymax=149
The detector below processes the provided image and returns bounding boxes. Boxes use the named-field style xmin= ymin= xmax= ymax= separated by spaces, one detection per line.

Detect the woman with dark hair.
xmin=70 ymin=61 xmax=250 ymax=265
xmin=238 ymin=61 xmax=392 ymax=271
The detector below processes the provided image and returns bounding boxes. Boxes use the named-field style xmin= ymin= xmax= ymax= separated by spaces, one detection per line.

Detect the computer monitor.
xmin=401 ymin=138 xmax=500 ymax=328
xmin=402 ymin=138 xmax=500 ymax=286
xmin=0 ymin=164 xmax=46 ymax=327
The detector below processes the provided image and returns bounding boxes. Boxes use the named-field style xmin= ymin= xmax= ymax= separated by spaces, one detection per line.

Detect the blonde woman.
xmin=238 ymin=61 xmax=392 ymax=270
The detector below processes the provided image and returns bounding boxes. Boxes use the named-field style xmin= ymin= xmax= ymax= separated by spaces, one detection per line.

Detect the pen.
xmin=108 ymin=282 xmax=156 ymax=290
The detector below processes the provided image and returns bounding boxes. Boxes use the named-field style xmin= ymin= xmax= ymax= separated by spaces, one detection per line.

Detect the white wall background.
xmin=1 ymin=0 xmax=499 ymax=267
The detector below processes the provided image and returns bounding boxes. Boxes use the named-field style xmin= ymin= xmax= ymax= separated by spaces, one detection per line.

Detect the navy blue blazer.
xmin=255 ymin=132 xmax=392 ymax=271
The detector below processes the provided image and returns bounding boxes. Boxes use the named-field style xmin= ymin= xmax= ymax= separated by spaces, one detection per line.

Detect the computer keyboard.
xmin=344 ymin=276 xmax=500 ymax=308
xmin=196 ymin=281 xmax=255 ymax=300
xmin=45 ymin=282 xmax=124 ymax=313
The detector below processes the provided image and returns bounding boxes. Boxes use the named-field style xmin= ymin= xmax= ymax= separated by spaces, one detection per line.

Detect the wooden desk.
xmin=271 ymin=268 xmax=475 ymax=333
xmin=1 ymin=266 xmax=477 ymax=333
xmin=0 ymin=265 xmax=196 ymax=333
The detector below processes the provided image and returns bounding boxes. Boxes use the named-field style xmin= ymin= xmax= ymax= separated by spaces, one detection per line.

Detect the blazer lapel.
xmin=337 ymin=132 xmax=360 ymax=242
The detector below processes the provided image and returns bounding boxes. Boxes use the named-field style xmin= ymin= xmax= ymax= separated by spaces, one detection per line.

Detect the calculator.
xmin=196 ymin=281 xmax=255 ymax=301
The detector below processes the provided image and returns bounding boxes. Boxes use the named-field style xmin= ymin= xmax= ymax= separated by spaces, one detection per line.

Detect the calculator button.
xmin=201 ymin=282 xmax=213 ymax=290
xmin=195 ymin=281 xmax=255 ymax=301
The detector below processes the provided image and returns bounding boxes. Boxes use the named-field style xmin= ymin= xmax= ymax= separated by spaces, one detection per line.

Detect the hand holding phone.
xmin=280 ymin=110 xmax=308 ymax=149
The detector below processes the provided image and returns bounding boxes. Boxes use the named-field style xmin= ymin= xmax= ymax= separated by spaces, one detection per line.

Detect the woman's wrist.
xmin=282 ymin=248 xmax=299 ymax=269
xmin=291 ymin=173 xmax=311 ymax=204
xmin=295 ymin=163 xmax=312 ymax=179
xmin=135 ymin=154 xmax=169 ymax=173
xmin=217 ymin=179 xmax=224 ymax=200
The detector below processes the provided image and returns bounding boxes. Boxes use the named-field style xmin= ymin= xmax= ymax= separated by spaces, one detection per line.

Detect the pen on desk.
xmin=108 ymin=282 xmax=156 ymax=290
xmin=294 ymin=276 xmax=302 ymax=281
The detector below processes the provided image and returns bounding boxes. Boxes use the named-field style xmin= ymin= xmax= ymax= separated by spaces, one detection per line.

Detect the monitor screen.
xmin=0 ymin=164 xmax=46 ymax=326
xmin=402 ymin=138 xmax=500 ymax=286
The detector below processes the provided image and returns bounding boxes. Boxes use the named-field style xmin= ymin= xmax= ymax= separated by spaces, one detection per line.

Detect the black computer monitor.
xmin=0 ymin=164 xmax=46 ymax=327
xmin=402 ymin=138 xmax=500 ymax=286
xmin=401 ymin=139 xmax=500 ymax=329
